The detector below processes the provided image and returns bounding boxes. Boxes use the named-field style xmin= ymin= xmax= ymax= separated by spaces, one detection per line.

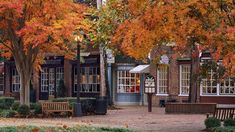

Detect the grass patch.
xmin=0 ymin=126 xmax=135 ymax=132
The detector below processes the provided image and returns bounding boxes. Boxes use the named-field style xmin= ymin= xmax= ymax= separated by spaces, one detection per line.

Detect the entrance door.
xmin=48 ymin=68 xmax=55 ymax=97
xmin=40 ymin=67 xmax=55 ymax=100
xmin=40 ymin=67 xmax=64 ymax=100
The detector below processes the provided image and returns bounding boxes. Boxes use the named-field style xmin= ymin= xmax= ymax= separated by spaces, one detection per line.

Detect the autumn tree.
xmin=109 ymin=0 xmax=234 ymax=102
xmin=93 ymin=0 xmax=128 ymax=98
xmin=0 ymin=0 xmax=91 ymax=106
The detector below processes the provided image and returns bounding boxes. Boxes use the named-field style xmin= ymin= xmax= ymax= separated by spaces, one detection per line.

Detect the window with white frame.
xmin=12 ymin=68 xmax=20 ymax=92
xmin=157 ymin=65 xmax=168 ymax=94
xmin=74 ymin=67 xmax=100 ymax=93
xmin=41 ymin=68 xmax=49 ymax=92
xmin=220 ymin=78 xmax=235 ymax=95
xmin=201 ymin=69 xmax=217 ymax=95
xmin=56 ymin=67 xmax=64 ymax=90
xmin=0 ymin=74 xmax=4 ymax=93
xmin=180 ymin=65 xmax=190 ymax=95
xmin=117 ymin=71 xmax=140 ymax=93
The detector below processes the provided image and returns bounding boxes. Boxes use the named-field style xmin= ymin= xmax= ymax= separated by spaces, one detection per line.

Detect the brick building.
xmin=149 ymin=45 xmax=235 ymax=106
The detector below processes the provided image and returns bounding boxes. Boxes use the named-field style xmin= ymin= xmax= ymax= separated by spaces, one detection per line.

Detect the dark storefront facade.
xmin=2 ymin=53 xmax=100 ymax=101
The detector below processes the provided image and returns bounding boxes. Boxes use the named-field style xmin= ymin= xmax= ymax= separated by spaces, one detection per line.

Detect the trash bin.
xmin=95 ymin=96 xmax=107 ymax=115
xmin=159 ymin=100 xmax=165 ymax=107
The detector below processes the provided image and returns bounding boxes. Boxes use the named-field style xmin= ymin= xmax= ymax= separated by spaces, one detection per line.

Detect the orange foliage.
xmin=0 ymin=0 xmax=91 ymax=70
xmin=112 ymin=0 xmax=235 ymax=72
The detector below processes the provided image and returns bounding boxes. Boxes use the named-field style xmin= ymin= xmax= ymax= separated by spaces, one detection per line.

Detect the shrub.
xmin=81 ymin=98 xmax=96 ymax=115
xmin=30 ymin=103 xmax=42 ymax=115
xmin=11 ymin=102 xmax=20 ymax=111
xmin=205 ymin=117 xmax=221 ymax=129
xmin=17 ymin=104 xmax=30 ymax=117
xmin=0 ymin=110 xmax=16 ymax=118
xmin=224 ymin=119 xmax=235 ymax=127
xmin=0 ymin=97 xmax=15 ymax=109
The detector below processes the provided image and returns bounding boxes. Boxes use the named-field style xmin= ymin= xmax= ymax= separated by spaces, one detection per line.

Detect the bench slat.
xmin=41 ymin=102 xmax=73 ymax=116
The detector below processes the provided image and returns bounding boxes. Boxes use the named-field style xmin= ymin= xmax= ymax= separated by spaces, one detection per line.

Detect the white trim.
xmin=200 ymin=95 xmax=235 ymax=97
xmin=156 ymin=94 xmax=169 ymax=96
xmin=179 ymin=65 xmax=182 ymax=95
xmin=178 ymin=94 xmax=189 ymax=97
xmin=114 ymin=102 xmax=140 ymax=106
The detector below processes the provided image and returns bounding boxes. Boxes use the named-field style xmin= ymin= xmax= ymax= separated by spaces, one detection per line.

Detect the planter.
xmin=165 ymin=103 xmax=217 ymax=114
xmin=95 ymin=96 xmax=107 ymax=115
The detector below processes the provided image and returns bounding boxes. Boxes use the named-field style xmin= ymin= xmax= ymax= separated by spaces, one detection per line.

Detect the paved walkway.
xmin=0 ymin=106 xmax=206 ymax=132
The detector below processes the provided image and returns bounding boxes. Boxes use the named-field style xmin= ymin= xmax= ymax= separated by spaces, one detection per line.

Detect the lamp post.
xmin=74 ymin=36 xmax=83 ymax=117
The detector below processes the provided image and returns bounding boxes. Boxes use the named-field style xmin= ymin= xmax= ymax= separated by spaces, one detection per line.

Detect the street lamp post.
xmin=74 ymin=36 xmax=83 ymax=117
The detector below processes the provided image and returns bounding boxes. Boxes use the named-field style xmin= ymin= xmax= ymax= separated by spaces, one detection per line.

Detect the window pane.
xmin=157 ymin=66 xmax=168 ymax=94
xmin=117 ymin=70 xmax=140 ymax=93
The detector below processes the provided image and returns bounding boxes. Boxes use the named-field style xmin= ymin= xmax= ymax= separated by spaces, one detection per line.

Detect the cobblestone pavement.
xmin=0 ymin=106 xmax=206 ymax=132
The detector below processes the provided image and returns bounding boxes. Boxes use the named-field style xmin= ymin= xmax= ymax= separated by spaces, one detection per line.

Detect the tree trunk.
xmin=100 ymin=44 xmax=106 ymax=97
xmin=17 ymin=66 xmax=32 ymax=106
xmin=189 ymin=44 xmax=200 ymax=103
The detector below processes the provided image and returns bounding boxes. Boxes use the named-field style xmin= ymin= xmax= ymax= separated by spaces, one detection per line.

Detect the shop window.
xmin=201 ymin=69 xmax=217 ymax=95
xmin=220 ymin=78 xmax=235 ymax=95
xmin=0 ymin=74 xmax=4 ymax=93
xmin=74 ymin=67 xmax=100 ymax=93
xmin=180 ymin=65 xmax=190 ymax=95
xmin=157 ymin=66 xmax=168 ymax=94
xmin=117 ymin=71 xmax=140 ymax=93
xmin=56 ymin=67 xmax=64 ymax=91
xmin=12 ymin=68 xmax=20 ymax=92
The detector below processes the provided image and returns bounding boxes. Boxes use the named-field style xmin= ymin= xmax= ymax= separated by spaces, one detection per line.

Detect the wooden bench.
xmin=41 ymin=102 xmax=73 ymax=116
xmin=207 ymin=107 xmax=235 ymax=121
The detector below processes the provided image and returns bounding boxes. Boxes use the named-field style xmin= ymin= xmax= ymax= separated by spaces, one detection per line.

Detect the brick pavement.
xmin=0 ymin=106 xmax=206 ymax=132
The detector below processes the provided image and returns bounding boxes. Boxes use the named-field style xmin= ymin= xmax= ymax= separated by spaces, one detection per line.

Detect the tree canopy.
xmin=0 ymin=0 xmax=92 ymax=105
xmin=111 ymin=0 xmax=234 ymax=73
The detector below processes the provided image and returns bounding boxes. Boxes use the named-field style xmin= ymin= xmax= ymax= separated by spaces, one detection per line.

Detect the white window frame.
xmin=117 ymin=70 xmax=140 ymax=93
xmin=179 ymin=64 xmax=190 ymax=96
xmin=41 ymin=68 xmax=49 ymax=92
xmin=201 ymin=69 xmax=217 ymax=95
xmin=12 ymin=68 xmax=20 ymax=92
xmin=0 ymin=74 xmax=4 ymax=94
xmin=56 ymin=67 xmax=64 ymax=91
xmin=220 ymin=78 xmax=235 ymax=95
xmin=156 ymin=66 xmax=168 ymax=96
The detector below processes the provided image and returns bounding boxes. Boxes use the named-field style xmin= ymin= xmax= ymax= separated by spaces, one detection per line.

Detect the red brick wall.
xmin=200 ymin=97 xmax=235 ymax=104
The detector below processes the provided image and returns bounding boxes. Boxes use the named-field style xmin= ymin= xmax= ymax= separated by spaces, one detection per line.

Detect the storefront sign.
xmin=106 ymin=49 xmax=115 ymax=63
xmin=160 ymin=55 xmax=169 ymax=64
xmin=144 ymin=75 xmax=156 ymax=94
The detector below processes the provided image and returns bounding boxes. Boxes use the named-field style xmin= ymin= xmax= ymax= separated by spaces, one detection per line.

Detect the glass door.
xmin=48 ymin=68 xmax=55 ymax=96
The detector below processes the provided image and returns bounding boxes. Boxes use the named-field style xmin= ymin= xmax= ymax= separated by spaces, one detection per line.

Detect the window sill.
xmin=178 ymin=94 xmax=189 ymax=97
xmin=200 ymin=94 xmax=235 ymax=97
xmin=156 ymin=94 xmax=169 ymax=96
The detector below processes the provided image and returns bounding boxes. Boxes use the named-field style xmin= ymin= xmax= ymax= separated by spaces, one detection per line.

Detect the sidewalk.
xmin=0 ymin=106 xmax=206 ymax=131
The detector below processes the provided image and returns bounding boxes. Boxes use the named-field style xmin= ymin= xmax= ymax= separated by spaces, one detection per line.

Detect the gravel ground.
xmin=0 ymin=106 xmax=206 ymax=132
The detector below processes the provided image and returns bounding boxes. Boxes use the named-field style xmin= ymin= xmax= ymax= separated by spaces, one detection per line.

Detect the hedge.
xmin=0 ymin=97 xmax=14 ymax=109
xmin=211 ymin=127 xmax=235 ymax=132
